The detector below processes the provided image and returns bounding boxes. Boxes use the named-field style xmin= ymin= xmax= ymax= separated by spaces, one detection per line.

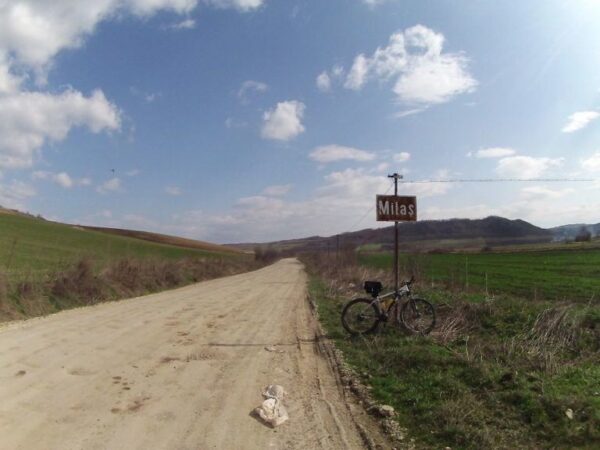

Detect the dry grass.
xmin=0 ymin=256 xmax=261 ymax=323
xmin=300 ymin=252 xmax=393 ymax=299
xmin=0 ymin=271 xmax=7 ymax=301
xmin=502 ymin=305 xmax=587 ymax=374
xmin=51 ymin=259 xmax=105 ymax=305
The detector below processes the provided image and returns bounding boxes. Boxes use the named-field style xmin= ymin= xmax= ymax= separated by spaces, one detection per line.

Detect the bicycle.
xmin=341 ymin=277 xmax=435 ymax=335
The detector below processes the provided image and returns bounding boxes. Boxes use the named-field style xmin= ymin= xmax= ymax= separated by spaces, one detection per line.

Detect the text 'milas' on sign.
xmin=376 ymin=195 xmax=417 ymax=222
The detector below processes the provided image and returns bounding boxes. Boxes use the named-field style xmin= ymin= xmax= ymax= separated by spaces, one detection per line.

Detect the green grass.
xmin=359 ymin=249 xmax=600 ymax=302
xmin=0 ymin=213 xmax=238 ymax=282
xmin=309 ymin=276 xmax=600 ymax=449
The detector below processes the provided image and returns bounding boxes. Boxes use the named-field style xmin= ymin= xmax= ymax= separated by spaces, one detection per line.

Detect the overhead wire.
xmin=398 ymin=178 xmax=595 ymax=184
xmin=346 ymin=179 xmax=395 ymax=233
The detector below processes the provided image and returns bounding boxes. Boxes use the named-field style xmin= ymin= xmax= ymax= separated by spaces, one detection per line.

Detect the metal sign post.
xmin=377 ymin=174 xmax=417 ymax=293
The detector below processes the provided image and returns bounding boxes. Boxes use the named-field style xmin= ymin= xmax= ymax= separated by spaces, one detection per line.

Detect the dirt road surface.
xmin=0 ymin=259 xmax=387 ymax=450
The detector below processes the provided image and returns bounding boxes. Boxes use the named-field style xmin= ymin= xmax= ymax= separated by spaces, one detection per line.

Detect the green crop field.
xmin=0 ymin=213 xmax=237 ymax=282
xmin=304 ymin=251 xmax=600 ymax=449
xmin=359 ymin=248 xmax=600 ymax=302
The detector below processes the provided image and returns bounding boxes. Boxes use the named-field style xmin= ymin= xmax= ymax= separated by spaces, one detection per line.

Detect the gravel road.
xmin=0 ymin=259 xmax=387 ymax=450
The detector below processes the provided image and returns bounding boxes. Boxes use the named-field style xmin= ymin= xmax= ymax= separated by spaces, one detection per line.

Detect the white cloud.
xmin=0 ymin=89 xmax=120 ymax=169
xmin=130 ymin=87 xmax=161 ymax=103
xmin=393 ymin=152 xmax=411 ymax=163
xmin=581 ymin=152 xmax=600 ymax=172
xmin=96 ymin=177 xmax=121 ymax=193
xmin=32 ymin=170 xmax=91 ymax=188
xmin=236 ymin=195 xmax=284 ymax=209
xmin=0 ymin=180 xmax=36 ymax=209
xmin=0 ymin=1 xmax=200 ymax=80
xmin=561 ymin=111 xmax=599 ymax=133
xmin=343 ymin=25 xmax=476 ymax=105
xmin=0 ymin=0 xmax=261 ymax=175
xmin=317 ymin=65 xmax=345 ymax=93
xmin=344 ymin=54 xmax=369 ymax=90
xmin=205 ymin=0 xmax=264 ymax=11
xmin=237 ymin=80 xmax=268 ymax=102
xmin=262 ymin=184 xmax=292 ymax=196
xmin=472 ymin=147 xmax=517 ymax=159
xmin=520 ymin=185 xmax=574 ymax=200
xmin=376 ymin=162 xmax=390 ymax=172
xmin=166 ymin=18 xmax=196 ymax=30
xmin=165 ymin=186 xmax=182 ymax=195
xmin=393 ymin=107 xmax=427 ymax=118
xmin=225 ymin=117 xmax=247 ymax=128
xmin=331 ymin=65 xmax=344 ymax=78
xmin=261 ymin=100 xmax=305 ymax=141
xmin=495 ymin=156 xmax=564 ymax=179
xmin=316 ymin=71 xmax=331 ymax=92
xmin=126 ymin=169 xmax=140 ymax=177
xmin=309 ymin=145 xmax=375 ymax=163
xmin=54 ymin=172 xmax=73 ymax=188
xmin=0 ymin=1 xmax=260 ymax=81
xmin=363 ymin=0 xmax=390 ymax=5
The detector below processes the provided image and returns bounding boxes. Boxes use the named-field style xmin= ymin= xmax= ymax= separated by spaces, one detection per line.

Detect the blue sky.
xmin=1 ymin=0 xmax=600 ymax=243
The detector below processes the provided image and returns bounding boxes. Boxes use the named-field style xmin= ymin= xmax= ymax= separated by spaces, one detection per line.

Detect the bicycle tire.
xmin=341 ymin=298 xmax=380 ymax=335
xmin=400 ymin=297 xmax=436 ymax=335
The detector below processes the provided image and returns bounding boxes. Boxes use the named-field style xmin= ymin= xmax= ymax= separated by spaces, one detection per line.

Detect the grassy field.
xmin=304 ymin=253 xmax=600 ymax=449
xmin=0 ymin=212 xmax=256 ymax=322
xmin=0 ymin=212 xmax=237 ymax=282
xmin=81 ymin=225 xmax=243 ymax=255
xmin=359 ymin=247 xmax=600 ymax=302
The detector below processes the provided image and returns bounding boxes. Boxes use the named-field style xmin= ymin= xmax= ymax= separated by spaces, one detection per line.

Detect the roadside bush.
xmin=1 ymin=255 xmax=262 ymax=324
xmin=103 ymin=258 xmax=144 ymax=293
xmin=51 ymin=259 xmax=105 ymax=305
xmin=254 ymin=245 xmax=280 ymax=263
xmin=0 ymin=271 xmax=7 ymax=301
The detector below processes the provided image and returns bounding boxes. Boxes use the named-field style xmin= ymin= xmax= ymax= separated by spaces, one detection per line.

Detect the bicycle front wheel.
xmin=400 ymin=298 xmax=435 ymax=335
xmin=341 ymin=298 xmax=380 ymax=335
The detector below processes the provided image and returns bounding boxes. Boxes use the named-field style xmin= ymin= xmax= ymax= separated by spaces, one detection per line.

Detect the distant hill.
xmin=236 ymin=216 xmax=554 ymax=253
xmin=550 ymin=223 xmax=600 ymax=241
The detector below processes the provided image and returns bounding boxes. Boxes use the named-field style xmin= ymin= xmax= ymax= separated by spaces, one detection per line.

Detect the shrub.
xmin=51 ymin=259 xmax=105 ymax=305
xmin=254 ymin=245 xmax=280 ymax=263
xmin=0 ymin=271 xmax=7 ymax=301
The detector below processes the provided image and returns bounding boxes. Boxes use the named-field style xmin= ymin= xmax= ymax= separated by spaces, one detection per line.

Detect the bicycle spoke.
xmin=401 ymin=298 xmax=435 ymax=335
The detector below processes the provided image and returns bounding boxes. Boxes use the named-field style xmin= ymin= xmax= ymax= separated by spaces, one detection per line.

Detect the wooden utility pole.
xmin=388 ymin=173 xmax=403 ymax=293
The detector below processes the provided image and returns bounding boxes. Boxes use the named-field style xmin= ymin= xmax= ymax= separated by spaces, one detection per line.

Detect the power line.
xmin=346 ymin=179 xmax=395 ymax=232
xmin=398 ymin=178 xmax=595 ymax=183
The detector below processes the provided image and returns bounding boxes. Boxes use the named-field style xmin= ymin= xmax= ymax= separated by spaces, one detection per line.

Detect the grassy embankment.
xmin=0 ymin=212 xmax=254 ymax=322
xmin=305 ymin=251 xmax=600 ymax=449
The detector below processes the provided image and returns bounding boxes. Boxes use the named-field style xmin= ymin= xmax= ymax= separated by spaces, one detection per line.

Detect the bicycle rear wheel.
xmin=341 ymin=298 xmax=380 ymax=335
xmin=400 ymin=298 xmax=435 ymax=335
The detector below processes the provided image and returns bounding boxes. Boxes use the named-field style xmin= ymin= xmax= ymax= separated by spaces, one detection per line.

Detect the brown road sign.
xmin=376 ymin=195 xmax=417 ymax=221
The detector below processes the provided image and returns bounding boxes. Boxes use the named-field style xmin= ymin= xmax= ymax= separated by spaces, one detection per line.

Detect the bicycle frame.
xmin=368 ymin=284 xmax=411 ymax=320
